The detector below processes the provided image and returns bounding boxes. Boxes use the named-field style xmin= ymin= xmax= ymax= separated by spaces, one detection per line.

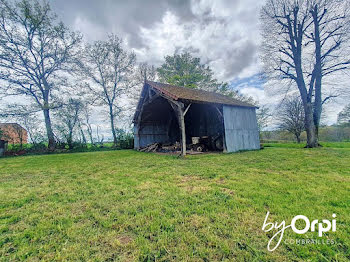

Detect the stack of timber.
xmin=139 ymin=143 xmax=159 ymax=152
xmin=139 ymin=142 xmax=182 ymax=153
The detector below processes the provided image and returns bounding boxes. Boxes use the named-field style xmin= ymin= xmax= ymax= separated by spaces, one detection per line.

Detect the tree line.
xmin=258 ymin=95 xmax=350 ymax=143
xmin=0 ymin=0 xmax=349 ymax=151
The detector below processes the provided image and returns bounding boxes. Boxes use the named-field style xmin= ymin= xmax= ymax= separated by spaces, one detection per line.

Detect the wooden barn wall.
xmin=134 ymin=124 xmax=169 ymax=148
xmin=223 ymin=106 xmax=260 ymax=152
xmin=133 ymin=125 xmax=140 ymax=149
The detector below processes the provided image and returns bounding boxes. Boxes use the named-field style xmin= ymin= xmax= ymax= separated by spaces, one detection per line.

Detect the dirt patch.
xmin=117 ymin=235 xmax=133 ymax=245
xmin=176 ymin=175 xmax=209 ymax=193
xmin=186 ymin=214 xmax=210 ymax=229
xmin=216 ymin=177 xmax=227 ymax=185
xmin=183 ymin=185 xmax=209 ymax=193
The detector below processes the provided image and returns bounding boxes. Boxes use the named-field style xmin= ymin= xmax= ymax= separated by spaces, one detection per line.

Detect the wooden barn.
xmin=133 ymin=81 xmax=260 ymax=155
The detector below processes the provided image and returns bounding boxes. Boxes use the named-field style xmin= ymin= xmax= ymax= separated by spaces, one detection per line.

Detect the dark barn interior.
xmin=136 ymin=94 xmax=224 ymax=152
xmin=136 ymin=95 xmax=181 ymax=146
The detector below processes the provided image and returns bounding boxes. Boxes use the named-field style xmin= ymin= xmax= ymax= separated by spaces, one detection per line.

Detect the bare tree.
xmin=128 ymin=62 xmax=157 ymax=118
xmin=11 ymin=123 xmax=25 ymax=148
xmin=54 ymin=98 xmax=83 ymax=149
xmin=77 ymin=34 xmax=136 ymax=146
xmin=277 ymin=95 xmax=305 ymax=143
xmin=80 ymin=103 xmax=94 ymax=145
xmin=257 ymin=105 xmax=271 ymax=132
xmin=77 ymin=120 xmax=87 ymax=145
xmin=138 ymin=62 xmax=157 ymax=82
xmin=0 ymin=0 xmax=82 ymax=150
xmin=96 ymin=125 xmax=104 ymax=146
xmin=20 ymin=113 xmax=45 ymax=144
xmin=131 ymin=63 xmax=157 ymax=104
xmin=261 ymin=0 xmax=350 ymax=147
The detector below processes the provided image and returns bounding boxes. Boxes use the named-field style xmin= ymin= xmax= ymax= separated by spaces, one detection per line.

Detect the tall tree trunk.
xmin=294 ymin=39 xmax=318 ymax=147
xmin=42 ymin=81 xmax=56 ymax=150
xmin=87 ymin=126 xmax=94 ymax=145
xmin=43 ymin=108 xmax=55 ymax=150
xmin=295 ymin=133 xmax=301 ymax=143
xmin=67 ymin=131 xmax=73 ymax=149
xmin=109 ymin=105 xmax=117 ymax=147
xmin=311 ymin=4 xmax=322 ymax=145
xmin=304 ymin=103 xmax=318 ymax=147
xmin=290 ymin=15 xmax=318 ymax=148
xmin=79 ymin=125 xmax=87 ymax=145
xmin=297 ymin=77 xmax=318 ymax=148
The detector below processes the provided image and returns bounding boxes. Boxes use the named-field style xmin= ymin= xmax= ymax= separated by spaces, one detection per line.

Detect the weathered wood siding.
xmin=223 ymin=105 xmax=260 ymax=152
xmin=134 ymin=124 xmax=170 ymax=149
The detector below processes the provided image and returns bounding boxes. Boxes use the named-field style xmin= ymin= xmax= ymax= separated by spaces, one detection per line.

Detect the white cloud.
xmin=133 ymin=0 xmax=264 ymax=81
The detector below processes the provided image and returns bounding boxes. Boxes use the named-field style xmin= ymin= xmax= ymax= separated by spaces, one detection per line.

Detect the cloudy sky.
xmin=3 ymin=0 xmax=348 ymax=138
xmin=50 ymin=0 xmax=263 ymax=81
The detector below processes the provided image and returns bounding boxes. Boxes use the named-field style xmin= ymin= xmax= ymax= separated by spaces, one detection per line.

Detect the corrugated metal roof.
xmin=146 ymin=81 xmax=256 ymax=107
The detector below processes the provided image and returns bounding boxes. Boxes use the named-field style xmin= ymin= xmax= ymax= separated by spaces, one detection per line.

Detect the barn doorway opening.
xmin=136 ymin=96 xmax=225 ymax=153
xmin=184 ymin=103 xmax=225 ymax=152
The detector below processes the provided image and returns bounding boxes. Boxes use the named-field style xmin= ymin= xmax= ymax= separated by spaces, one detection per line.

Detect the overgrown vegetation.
xmin=3 ymin=132 xmax=134 ymax=156
xmin=0 ymin=144 xmax=349 ymax=261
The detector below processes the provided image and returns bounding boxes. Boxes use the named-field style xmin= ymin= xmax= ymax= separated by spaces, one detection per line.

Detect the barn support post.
xmin=177 ymin=104 xmax=186 ymax=157
xmin=169 ymin=100 xmax=187 ymax=157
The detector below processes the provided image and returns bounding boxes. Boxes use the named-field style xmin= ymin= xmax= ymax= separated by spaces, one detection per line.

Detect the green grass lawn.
xmin=0 ymin=145 xmax=349 ymax=261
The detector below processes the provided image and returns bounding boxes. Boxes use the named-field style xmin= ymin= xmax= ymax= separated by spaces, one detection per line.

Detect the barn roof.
xmin=145 ymin=81 xmax=256 ymax=107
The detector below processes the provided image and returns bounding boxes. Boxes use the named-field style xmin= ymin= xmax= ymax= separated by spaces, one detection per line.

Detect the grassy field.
xmin=0 ymin=144 xmax=349 ymax=261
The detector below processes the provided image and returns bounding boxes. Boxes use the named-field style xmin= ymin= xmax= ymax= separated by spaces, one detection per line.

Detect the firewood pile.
xmin=139 ymin=143 xmax=160 ymax=152
xmin=139 ymin=142 xmax=181 ymax=153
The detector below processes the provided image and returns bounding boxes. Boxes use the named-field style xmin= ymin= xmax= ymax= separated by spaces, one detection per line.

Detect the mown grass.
xmin=263 ymin=141 xmax=350 ymax=148
xmin=0 ymin=144 xmax=349 ymax=261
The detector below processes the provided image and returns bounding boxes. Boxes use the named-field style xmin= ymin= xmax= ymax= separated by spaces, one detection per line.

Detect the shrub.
xmin=117 ymin=132 xmax=134 ymax=149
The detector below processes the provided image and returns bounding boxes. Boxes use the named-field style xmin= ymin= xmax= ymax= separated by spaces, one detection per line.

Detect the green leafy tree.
xmin=157 ymin=52 xmax=255 ymax=104
xmin=215 ymin=82 xmax=255 ymax=104
xmin=157 ymin=52 xmax=219 ymax=90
